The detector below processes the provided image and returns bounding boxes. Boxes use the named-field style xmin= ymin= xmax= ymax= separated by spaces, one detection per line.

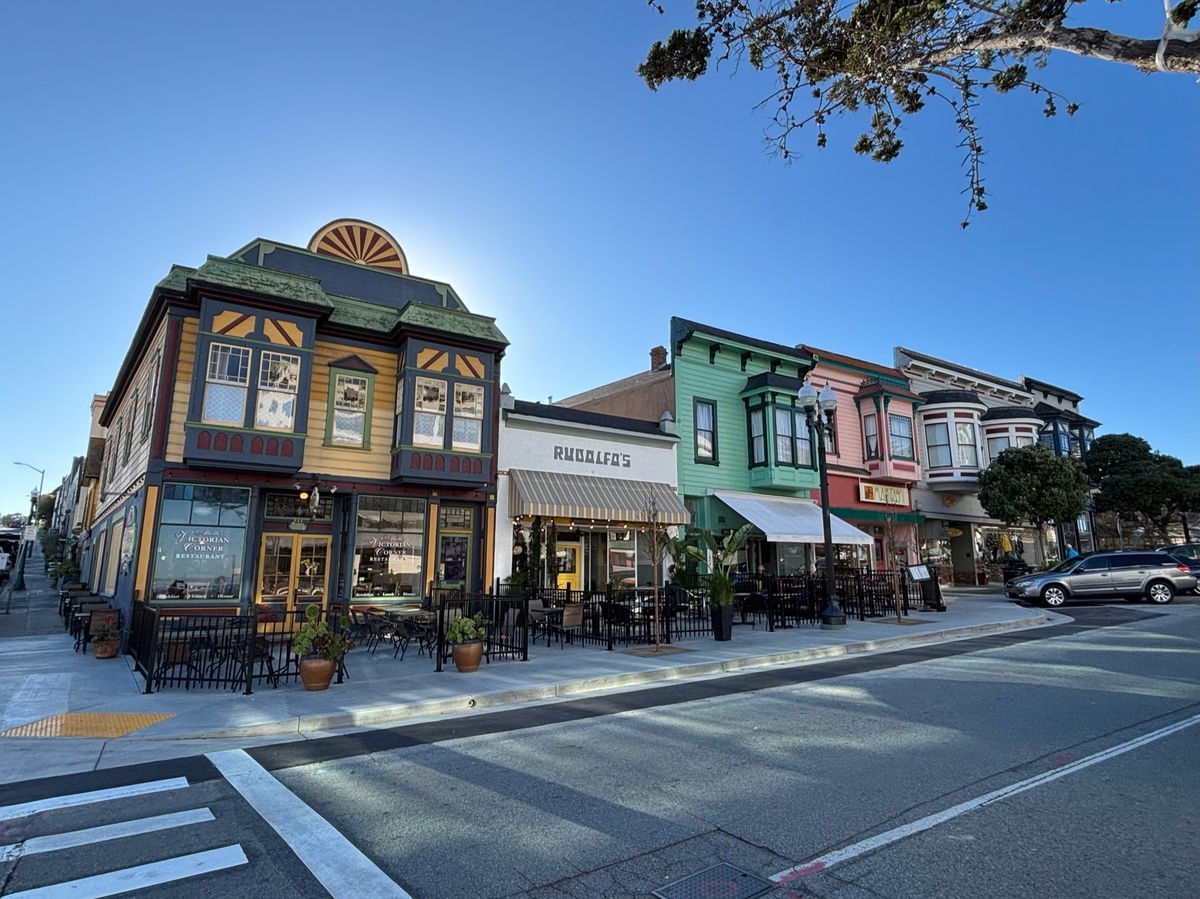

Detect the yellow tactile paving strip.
xmin=0 ymin=712 xmax=174 ymax=738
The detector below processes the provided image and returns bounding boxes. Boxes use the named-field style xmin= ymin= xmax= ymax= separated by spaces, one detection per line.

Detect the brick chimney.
xmin=649 ymin=345 xmax=667 ymax=371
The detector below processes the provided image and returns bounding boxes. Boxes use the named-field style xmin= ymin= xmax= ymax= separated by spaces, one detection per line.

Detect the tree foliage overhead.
xmin=978 ymin=444 xmax=1089 ymax=558
xmin=1087 ymin=433 xmax=1200 ymax=541
xmin=640 ymin=1 xmax=1200 ymax=225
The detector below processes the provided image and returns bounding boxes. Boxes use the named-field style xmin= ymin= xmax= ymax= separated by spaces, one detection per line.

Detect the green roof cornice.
xmin=395 ymin=302 xmax=508 ymax=346
xmin=326 ymin=294 xmax=403 ymax=332
xmin=155 ymin=264 xmax=194 ymax=294
xmin=190 ymin=256 xmax=335 ymax=308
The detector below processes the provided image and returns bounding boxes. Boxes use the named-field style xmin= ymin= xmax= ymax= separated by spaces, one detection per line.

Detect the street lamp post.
xmin=11 ymin=462 xmax=46 ymax=592
xmin=799 ymin=382 xmax=847 ymax=629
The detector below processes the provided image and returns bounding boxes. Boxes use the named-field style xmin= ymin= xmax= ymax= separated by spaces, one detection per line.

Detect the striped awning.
xmin=508 ymin=469 xmax=689 ymax=525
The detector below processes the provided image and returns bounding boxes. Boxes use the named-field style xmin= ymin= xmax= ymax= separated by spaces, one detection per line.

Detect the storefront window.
xmin=353 ymin=496 xmax=427 ymax=598
xmin=608 ymin=530 xmax=636 ymax=588
xmin=150 ymin=484 xmax=250 ymax=601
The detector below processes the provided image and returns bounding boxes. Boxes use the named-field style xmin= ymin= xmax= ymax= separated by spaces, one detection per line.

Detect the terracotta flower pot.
xmin=451 ymin=640 xmax=483 ymax=673
xmin=298 ymin=657 xmax=336 ymax=691
xmin=93 ymin=640 xmax=120 ymax=659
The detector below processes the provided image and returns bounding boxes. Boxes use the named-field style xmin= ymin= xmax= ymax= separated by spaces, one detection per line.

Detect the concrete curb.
xmin=147 ymin=612 xmax=1054 ymax=741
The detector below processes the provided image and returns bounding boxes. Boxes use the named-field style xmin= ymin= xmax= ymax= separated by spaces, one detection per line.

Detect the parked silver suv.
xmin=1005 ymin=551 xmax=1197 ymax=607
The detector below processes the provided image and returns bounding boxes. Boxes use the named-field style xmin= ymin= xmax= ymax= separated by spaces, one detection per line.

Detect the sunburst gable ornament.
xmin=308 ymin=219 xmax=408 ymax=272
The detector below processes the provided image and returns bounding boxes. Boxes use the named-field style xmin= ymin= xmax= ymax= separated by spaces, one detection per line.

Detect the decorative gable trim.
xmin=327 ymin=354 xmax=378 ymax=374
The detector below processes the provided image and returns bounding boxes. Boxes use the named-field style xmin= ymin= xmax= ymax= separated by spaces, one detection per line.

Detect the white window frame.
xmin=413 ymin=377 xmax=448 ymax=448
xmin=255 ymin=351 xmax=301 ymax=431
xmin=203 ymin=343 xmax=251 ymax=426
xmin=451 ymin=383 xmax=484 ymax=452
xmin=863 ymin=414 xmax=879 ymax=458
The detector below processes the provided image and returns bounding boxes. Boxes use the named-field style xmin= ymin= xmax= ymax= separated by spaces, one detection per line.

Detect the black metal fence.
xmin=730 ymin=569 xmax=922 ymax=626
xmin=128 ymin=600 xmax=347 ymax=693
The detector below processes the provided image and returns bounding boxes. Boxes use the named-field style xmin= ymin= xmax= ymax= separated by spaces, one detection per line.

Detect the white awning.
xmin=712 ymin=490 xmax=873 ymax=545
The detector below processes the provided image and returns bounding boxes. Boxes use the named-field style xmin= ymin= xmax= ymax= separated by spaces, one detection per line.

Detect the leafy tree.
xmin=978 ymin=443 xmax=1089 ymax=563
xmin=640 ymin=1 xmax=1200 ymax=224
xmin=1088 ymin=434 xmax=1198 ymax=542
xmin=1 ymin=513 xmax=26 ymax=528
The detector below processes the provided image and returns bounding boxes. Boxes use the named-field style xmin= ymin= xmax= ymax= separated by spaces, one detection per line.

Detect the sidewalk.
xmin=0 ymin=575 xmax=1057 ymax=785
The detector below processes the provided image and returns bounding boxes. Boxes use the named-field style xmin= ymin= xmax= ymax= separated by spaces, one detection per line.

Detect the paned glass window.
xmin=863 ymin=414 xmax=878 ymax=458
xmin=956 ymin=422 xmax=978 ymax=467
xmin=393 ymin=377 xmax=404 ymax=448
xmin=413 ymin=377 xmax=447 ymax=447
xmin=150 ymin=484 xmax=250 ymax=601
xmin=749 ymin=408 xmax=765 ymax=464
xmin=452 ymin=383 xmax=484 ymax=451
xmin=775 ymin=407 xmax=793 ymax=464
xmin=888 ymin=414 xmax=914 ymax=459
xmin=794 ymin=411 xmax=813 ymax=466
xmin=987 ymin=436 xmax=1011 ymax=460
xmin=141 ymin=354 xmax=160 ymax=442
xmin=353 ymin=496 xmax=427 ymax=598
xmin=695 ymin=400 xmax=716 ymax=461
xmin=925 ymin=422 xmax=952 ymax=468
xmin=331 ymin=373 xmax=369 ymax=446
xmin=1016 ymin=435 xmax=1036 ymax=447
xmin=255 ymin=351 xmax=300 ymax=430
xmin=203 ymin=343 xmax=251 ymax=426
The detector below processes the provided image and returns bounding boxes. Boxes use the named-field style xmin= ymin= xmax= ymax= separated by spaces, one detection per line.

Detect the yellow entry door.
xmin=257 ymin=534 xmax=331 ymax=610
xmin=556 ymin=543 xmax=581 ymax=591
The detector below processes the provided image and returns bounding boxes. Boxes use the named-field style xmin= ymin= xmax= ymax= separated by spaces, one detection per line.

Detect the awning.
xmin=712 ymin=490 xmax=873 ymax=545
xmin=509 ymin=469 xmax=690 ymax=525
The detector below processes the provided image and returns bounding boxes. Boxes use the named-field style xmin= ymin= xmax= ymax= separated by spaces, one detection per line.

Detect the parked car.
xmin=1159 ymin=544 xmax=1200 ymax=594
xmin=1005 ymin=550 xmax=1197 ymax=607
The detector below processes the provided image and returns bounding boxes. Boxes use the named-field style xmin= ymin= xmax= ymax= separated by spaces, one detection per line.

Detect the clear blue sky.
xmin=1 ymin=1 xmax=1196 ymax=517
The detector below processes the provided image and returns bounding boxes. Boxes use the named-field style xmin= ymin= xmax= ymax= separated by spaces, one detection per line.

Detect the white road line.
xmin=0 ymin=778 xmax=189 ymax=822
xmin=6 ymin=844 xmax=248 ymax=898
xmin=773 ymin=713 xmax=1200 ymax=885
xmin=0 ymin=808 xmax=216 ymax=861
xmin=207 ymin=748 xmax=410 ymax=898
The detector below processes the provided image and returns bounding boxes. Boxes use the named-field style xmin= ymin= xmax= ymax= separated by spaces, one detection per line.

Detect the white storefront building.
xmin=494 ymin=389 xmax=687 ymax=591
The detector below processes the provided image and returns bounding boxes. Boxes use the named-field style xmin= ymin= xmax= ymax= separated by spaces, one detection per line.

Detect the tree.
xmin=640 ymin=1 xmax=1199 ymax=225
xmin=1087 ymin=433 xmax=1198 ymax=542
xmin=978 ymin=443 xmax=1089 ymax=563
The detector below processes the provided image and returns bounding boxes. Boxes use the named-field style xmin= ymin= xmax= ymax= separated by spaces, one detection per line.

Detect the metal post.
xmin=816 ymin=422 xmax=847 ymax=629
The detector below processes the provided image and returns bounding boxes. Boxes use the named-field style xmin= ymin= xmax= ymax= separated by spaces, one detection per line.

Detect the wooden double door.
xmin=257 ymin=533 xmax=330 ymax=610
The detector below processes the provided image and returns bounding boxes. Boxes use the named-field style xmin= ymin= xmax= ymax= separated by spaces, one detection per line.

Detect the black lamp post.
xmin=11 ymin=462 xmax=45 ymax=592
xmin=799 ymin=381 xmax=847 ymax=629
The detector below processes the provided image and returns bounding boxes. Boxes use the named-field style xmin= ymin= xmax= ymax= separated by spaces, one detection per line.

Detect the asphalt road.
xmin=2 ymin=600 xmax=1198 ymax=898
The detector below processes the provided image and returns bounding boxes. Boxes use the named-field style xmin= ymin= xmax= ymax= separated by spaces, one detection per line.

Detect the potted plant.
xmin=49 ymin=559 xmax=78 ymax=588
xmin=683 ymin=524 xmax=755 ymax=641
xmin=93 ymin=621 xmax=122 ymax=659
xmin=290 ymin=603 xmax=354 ymax=691
xmin=445 ymin=612 xmax=487 ymax=672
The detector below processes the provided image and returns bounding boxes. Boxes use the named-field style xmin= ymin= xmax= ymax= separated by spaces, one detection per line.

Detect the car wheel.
xmin=1041 ymin=585 xmax=1068 ymax=607
xmin=1145 ymin=581 xmax=1174 ymax=604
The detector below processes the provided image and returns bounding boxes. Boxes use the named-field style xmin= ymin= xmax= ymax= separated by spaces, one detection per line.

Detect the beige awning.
xmin=509 ymin=469 xmax=689 ymax=525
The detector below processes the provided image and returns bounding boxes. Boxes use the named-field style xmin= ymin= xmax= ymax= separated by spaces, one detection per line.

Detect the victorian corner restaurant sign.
xmin=170 ymin=528 xmax=231 ymax=560
xmin=859 ymin=483 xmax=908 ymax=506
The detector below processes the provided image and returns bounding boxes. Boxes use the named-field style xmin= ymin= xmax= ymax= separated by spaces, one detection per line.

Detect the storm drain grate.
xmin=653 ymin=862 xmax=773 ymax=899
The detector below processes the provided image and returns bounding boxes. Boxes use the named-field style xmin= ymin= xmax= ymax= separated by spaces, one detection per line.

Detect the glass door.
xmin=257 ymin=534 xmax=330 ymax=610
xmin=435 ymin=504 xmax=475 ymax=590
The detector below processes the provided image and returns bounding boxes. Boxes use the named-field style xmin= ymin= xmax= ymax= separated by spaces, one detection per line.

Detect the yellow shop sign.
xmin=859 ymin=482 xmax=908 ymax=506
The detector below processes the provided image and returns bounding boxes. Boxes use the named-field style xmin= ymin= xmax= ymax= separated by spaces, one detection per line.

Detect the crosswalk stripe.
xmin=5 ymin=844 xmax=248 ymax=897
xmin=208 ymin=748 xmax=410 ymax=898
xmin=0 ymin=808 xmax=216 ymax=861
xmin=0 ymin=778 xmax=189 ymax=822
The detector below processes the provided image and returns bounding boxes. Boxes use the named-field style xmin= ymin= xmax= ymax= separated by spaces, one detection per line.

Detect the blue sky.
xmin=1 ymin=0 xmax=1196 ymax=517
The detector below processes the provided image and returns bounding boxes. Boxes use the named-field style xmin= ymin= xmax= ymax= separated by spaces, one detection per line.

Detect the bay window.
xmin=202 ymin=343 xmax=251 ymax=426
xmin=956 ymin=422 xmax=978 ymax=466
xmin=864 ymin=414 xmax=879 ymax=458
xmin=255 ymin=351 xmax=300 ymax=430
xmin=749 ymin=408 xmax=765 ymax=465
xmin=888 ymin=414 xmax=914 ymax=459
xmin=774 ymin=407 xmax=793 ymax=464
xmin=452 ymin=383 xmax=484 ymax=452
xmin=414 ymin=377 xmax=448 ymax=447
